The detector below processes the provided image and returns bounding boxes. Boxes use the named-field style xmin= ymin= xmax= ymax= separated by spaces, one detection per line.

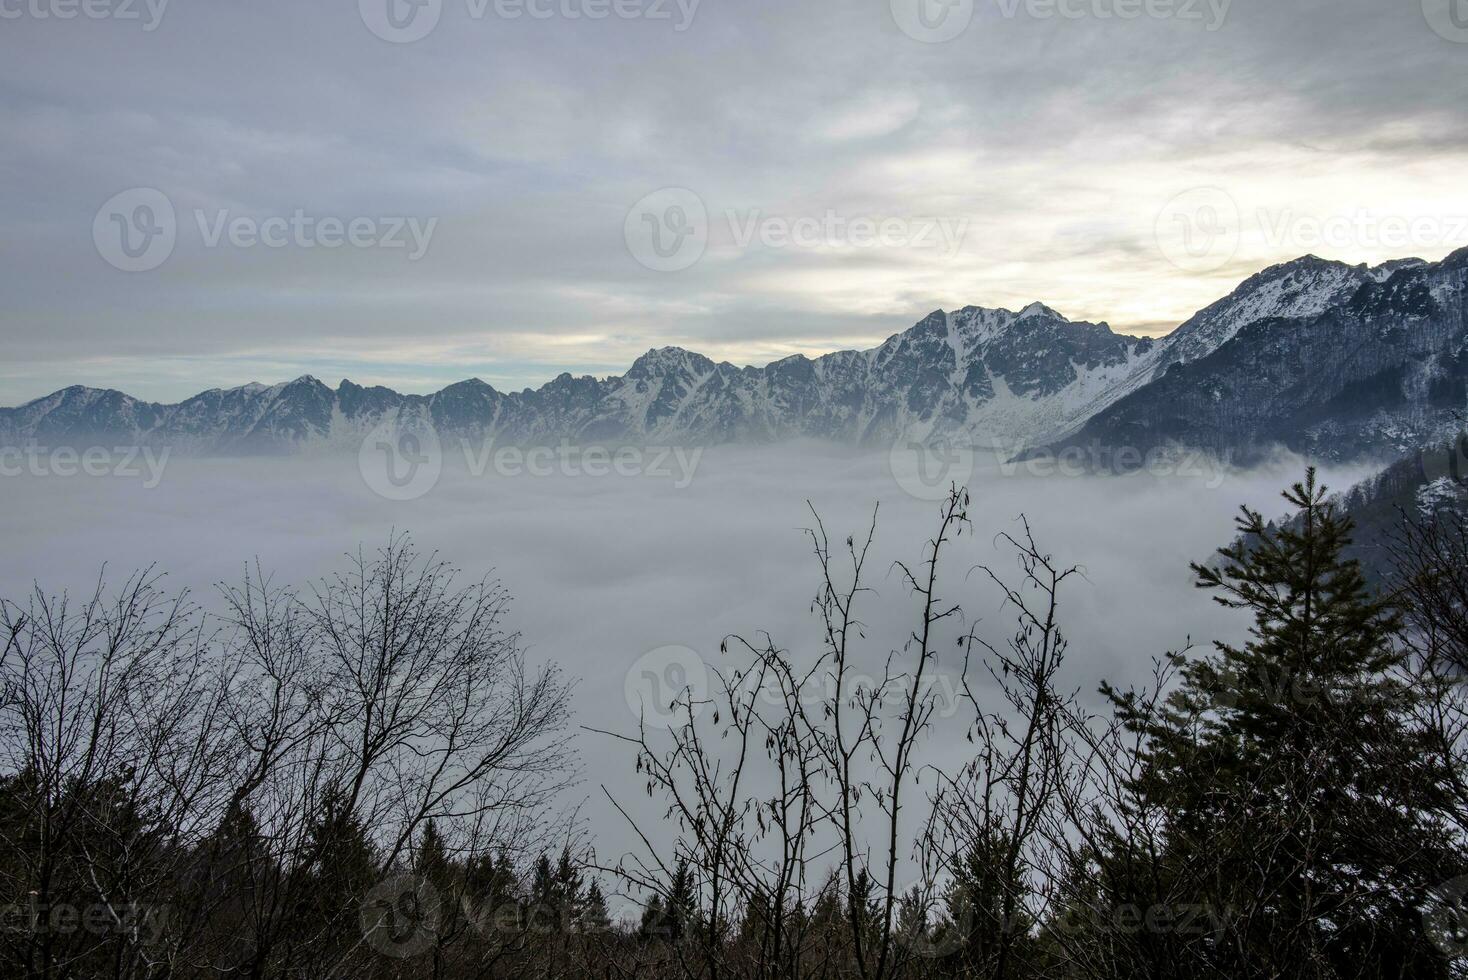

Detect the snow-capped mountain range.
xmin=1048 ymin=248 xmax=1467 ymax=465
xmin=3 ymin=249 xmax=1466 ymax=463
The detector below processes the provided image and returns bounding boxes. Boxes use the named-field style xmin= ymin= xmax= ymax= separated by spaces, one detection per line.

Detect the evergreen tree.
xmin=640 ymin=893 xmax=667 ymax=942
xmin=553 ymin=846 xmax=583 ymax=930
xmin=296 ymin=789 xmax=378 ymax=971
xmin=844 ymin=867 xmax=882 ymax=962
xmin=1105 ymin=469 xmax=1460 ymax=979
xmin=939 ymin=831 xmax=1036 ymax=974
xmin=666 ymin=858 xmax=695 ymax=942
xmin=529 ymin=851 xmax=558 ymax=933
xmin=415 ymin=819 xmax=451 ymax=890
xmin=465 ymin=849 xmax=522 ymax=937
xmin=580 ymin=880 xmax=612 ymax=934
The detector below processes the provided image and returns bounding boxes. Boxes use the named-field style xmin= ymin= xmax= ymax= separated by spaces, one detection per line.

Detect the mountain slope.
xmin=1045 ymin=248 xmax=1468 ymax=465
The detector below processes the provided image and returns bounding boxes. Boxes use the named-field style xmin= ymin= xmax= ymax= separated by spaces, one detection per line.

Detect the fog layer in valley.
xmin=0 ymin=444 xmax=1382 ymax=892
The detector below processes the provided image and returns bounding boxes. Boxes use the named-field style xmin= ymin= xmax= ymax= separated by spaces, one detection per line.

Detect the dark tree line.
xmin=0 ymin=538 xmax=574 ymax=980
xmin=5 ymin=471 xmax=1468 ymax=979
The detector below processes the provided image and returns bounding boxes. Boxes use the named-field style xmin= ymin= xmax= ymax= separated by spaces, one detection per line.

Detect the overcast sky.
xmin=3 ymin=0 xmax=1467 ymax=405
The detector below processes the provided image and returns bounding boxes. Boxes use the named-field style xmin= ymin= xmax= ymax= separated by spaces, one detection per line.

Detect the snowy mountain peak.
xmin=1018 ymin=301 xmax=1067 ymax=321
xmin=1155 ymin=253 xmax=1380 ymax=371
xmin=627 ymin=346 xmax=717 ymax=379
xmin=1370 ymin=257 xmax=1429 ymax=281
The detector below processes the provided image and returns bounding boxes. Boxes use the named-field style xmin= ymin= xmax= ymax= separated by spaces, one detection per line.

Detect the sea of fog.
xmin=0 ymin=443 xmax=1383 ymax=898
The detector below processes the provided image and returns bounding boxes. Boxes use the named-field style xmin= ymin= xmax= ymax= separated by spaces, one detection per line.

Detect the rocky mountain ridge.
xmin=3 ymin=251 xmax=1463 ymax=460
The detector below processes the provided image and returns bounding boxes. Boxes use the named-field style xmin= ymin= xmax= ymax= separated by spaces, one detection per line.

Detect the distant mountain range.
xmin=4 ymin=249 xmax=1466 ymax=473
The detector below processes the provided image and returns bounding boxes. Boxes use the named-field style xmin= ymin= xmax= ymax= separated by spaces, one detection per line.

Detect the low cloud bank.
xmin=0 ymin=443 xmax=1381 ymax=869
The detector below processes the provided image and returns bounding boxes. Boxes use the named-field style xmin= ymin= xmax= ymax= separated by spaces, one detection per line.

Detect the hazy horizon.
xmin=4 ymin=244 xmax=1461 ymax=407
